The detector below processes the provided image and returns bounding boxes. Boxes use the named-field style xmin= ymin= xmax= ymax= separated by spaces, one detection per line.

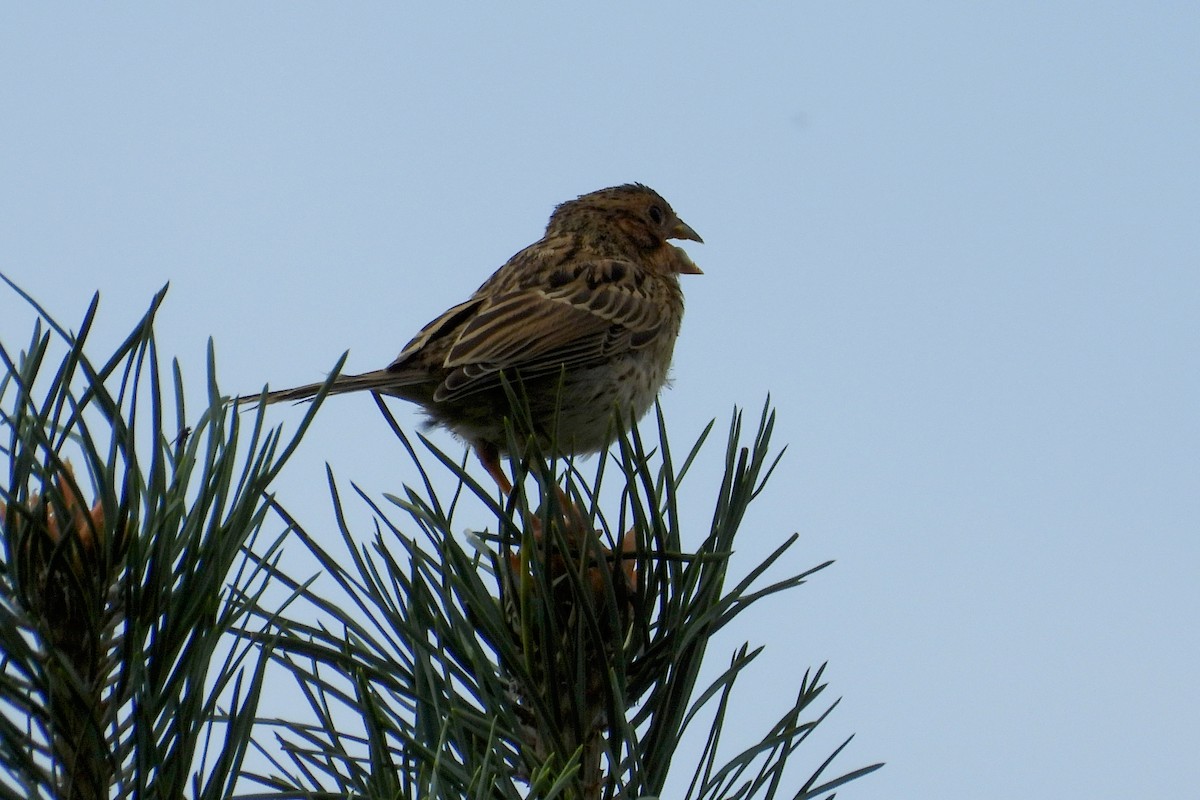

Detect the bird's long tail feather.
xmin=236 ymin=369 xmax=399 ymax=408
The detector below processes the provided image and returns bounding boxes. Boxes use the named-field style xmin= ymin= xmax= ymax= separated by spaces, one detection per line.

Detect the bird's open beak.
xmin=670 ymin=220 xmax=704 ymax=244
xmin=669 ymin=219 xmax=703 ymax=274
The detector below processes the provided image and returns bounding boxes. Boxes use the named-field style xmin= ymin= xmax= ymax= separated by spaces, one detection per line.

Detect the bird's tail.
xmin=236 ymin=369 xmax=399 ymax=408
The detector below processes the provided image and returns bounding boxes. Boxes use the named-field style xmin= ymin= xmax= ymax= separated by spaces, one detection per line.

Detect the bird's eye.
xmin=648 ymin=205 xmax=665 ymax=225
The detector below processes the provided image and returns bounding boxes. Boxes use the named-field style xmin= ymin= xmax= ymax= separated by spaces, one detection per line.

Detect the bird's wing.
xmin=433 ymin=258 xmax=669 ymax=401
xmin=391 ymin=297 xmax=484 ymax=366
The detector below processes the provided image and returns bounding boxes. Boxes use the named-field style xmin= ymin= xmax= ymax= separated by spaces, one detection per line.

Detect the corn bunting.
xmin=243 ymin=184 xmax=702 ymax=491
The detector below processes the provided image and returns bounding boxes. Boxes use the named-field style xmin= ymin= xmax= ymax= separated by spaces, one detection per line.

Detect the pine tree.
xmin=0 ymin=277 xmax=880 ymax=799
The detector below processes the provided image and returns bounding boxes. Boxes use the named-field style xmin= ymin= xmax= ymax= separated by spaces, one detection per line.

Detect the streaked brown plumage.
xmin=243 ymin=184 xmax=702 ymax=490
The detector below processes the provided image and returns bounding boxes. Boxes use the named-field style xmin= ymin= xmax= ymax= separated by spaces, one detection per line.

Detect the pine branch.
xmin=1 ymin=275 xmax=882 ymax=799
xmin=239 ymin=395 xmax=881 ymax=799
xmin=0 ymin=276 xmax=310 ymax=799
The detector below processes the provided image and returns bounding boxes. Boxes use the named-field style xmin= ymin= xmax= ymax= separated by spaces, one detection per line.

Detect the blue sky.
xmin=3 ymin=4 xmax=1197 ymax=797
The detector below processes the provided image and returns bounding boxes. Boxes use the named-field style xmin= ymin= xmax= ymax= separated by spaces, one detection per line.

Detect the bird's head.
xmin=548 ymin=184 xmax=703 ymax=273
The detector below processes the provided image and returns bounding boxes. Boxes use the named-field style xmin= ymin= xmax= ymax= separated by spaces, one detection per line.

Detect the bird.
xmin=242 ymin=183 xmax=703 ymax=493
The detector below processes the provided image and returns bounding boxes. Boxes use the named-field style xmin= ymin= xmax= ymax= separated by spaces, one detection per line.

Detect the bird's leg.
xmin=474 ymin=442 xmax=560 ymax=542
xmin=477 ymin=443 xmax=606 ymax=564
xmin=475 ymin=441 xmax=572 ymax=516
xmin=477 ymin=442 xmax=514 ymax=496
xmin=616 ymin=525 xmax=639 ymax=593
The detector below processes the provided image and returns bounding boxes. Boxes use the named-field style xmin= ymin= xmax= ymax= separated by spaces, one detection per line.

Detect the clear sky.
xmin=3 ymin=4 xmax=1197 ymax=798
